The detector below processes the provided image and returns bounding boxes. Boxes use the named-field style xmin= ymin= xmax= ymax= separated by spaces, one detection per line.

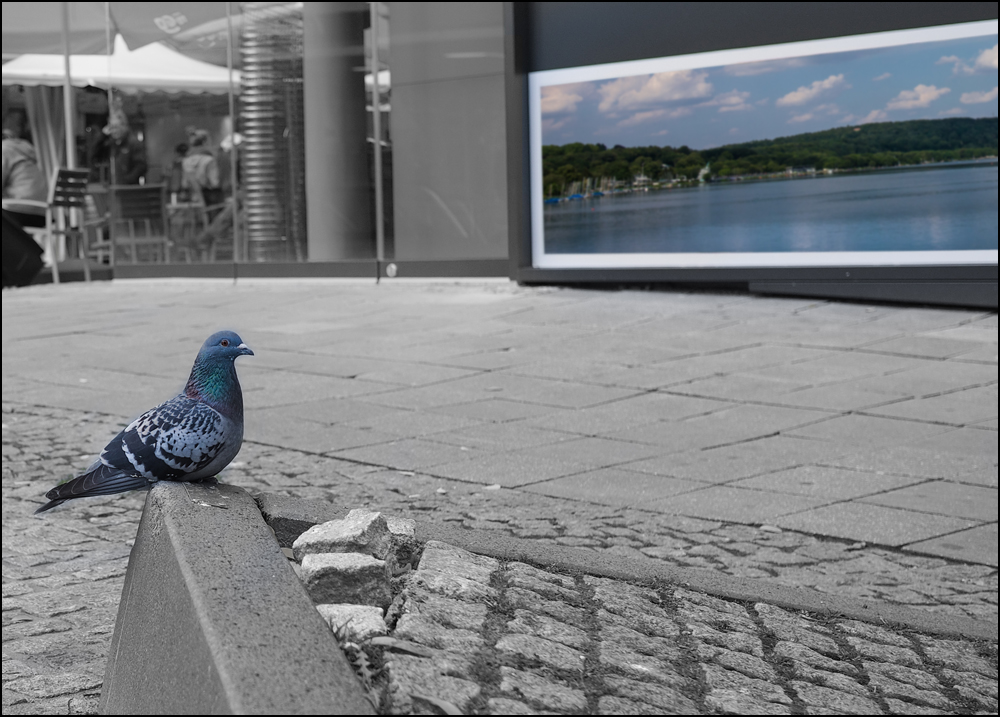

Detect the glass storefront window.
xmin=3 ymin=1 xmax=392 ymax=270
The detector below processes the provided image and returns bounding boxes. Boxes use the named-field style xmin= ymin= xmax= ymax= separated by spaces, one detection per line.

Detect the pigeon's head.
xmin=199 ymin=330 xmax=254 ymax=363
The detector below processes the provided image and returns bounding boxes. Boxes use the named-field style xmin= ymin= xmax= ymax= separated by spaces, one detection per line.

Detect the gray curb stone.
xmin=99 ymin=482 xmax=374 ymax=715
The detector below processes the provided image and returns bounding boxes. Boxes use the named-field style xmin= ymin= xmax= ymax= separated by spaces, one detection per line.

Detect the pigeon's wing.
xmin=119 ymin=394 xmax=230 ymax=481
xmin=35 ymin=395 xmax=229 ymax=514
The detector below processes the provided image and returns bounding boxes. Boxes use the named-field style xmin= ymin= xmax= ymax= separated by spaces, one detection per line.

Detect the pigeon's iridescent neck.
xmin=186 ymin=359 xmax=243 ymax=418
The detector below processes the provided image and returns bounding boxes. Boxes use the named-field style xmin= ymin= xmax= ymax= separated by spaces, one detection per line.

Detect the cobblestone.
xmin=497 ymin=667 xmax=587 ymax=712
xmin=791 ymin=681 xmax=883 ymax=715
xmin=337 ymin=535 xmax=998 ymax=715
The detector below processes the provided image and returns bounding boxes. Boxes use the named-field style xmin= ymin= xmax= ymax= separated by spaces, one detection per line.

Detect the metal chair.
xmin=2 ymin=168 xmax=92 ymax=284
xmin=110 ymin=185 xmax=170 ymax=263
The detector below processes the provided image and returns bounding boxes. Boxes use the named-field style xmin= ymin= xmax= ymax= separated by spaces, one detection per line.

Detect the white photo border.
xmin=528 ymin=19 xmax=1000 ymax=269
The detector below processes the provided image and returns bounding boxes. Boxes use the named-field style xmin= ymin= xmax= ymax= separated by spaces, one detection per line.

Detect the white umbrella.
xmin=2 ymin=33 xmax=240 ymax=94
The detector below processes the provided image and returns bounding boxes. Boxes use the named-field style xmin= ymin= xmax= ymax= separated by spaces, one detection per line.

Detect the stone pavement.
xmin=2 ymin=278 xmax=997 ymax=713
xmin=373 ymin=540 xmax=997 ymax=715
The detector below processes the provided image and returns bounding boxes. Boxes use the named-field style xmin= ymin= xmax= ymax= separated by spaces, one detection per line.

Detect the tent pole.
xmin=370 ymin=2 xmax=385 ymax=283
xmin=61 ymin=2 xmax=75 ymax=169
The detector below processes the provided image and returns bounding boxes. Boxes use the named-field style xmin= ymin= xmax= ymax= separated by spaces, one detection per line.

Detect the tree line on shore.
xmin=543 ymin=117 xmax=997 ymax=195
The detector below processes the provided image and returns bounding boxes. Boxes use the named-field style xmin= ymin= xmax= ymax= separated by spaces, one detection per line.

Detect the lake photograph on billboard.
xmin=528 ymin=20 xmax=998 ymax=269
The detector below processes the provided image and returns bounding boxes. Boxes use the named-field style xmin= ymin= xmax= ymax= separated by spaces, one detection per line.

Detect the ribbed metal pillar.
xmin=240 ymin=2 xmax=306 ymax=261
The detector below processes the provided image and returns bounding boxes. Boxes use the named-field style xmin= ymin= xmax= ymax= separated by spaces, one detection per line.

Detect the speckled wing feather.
xmin=119 ymin=395 xmax=229 ymax=480
xmin=35 ymin=395 xmax=230 ymax=514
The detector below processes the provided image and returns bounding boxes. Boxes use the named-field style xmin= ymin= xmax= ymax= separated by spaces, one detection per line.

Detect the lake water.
xmin=543 ymin=162 xmax=998 ymax=254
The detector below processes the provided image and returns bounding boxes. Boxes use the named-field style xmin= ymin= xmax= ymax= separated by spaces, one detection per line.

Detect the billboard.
xmin=528 ymin=20 xmax=998 ymax=270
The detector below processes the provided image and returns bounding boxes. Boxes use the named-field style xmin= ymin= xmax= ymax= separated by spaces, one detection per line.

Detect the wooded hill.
xmin=542 ymin=117 xmax=997 ymax=189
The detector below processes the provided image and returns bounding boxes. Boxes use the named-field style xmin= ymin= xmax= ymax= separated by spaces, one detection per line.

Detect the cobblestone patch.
xmin=315 ymin=538 xmax=998 ymax=715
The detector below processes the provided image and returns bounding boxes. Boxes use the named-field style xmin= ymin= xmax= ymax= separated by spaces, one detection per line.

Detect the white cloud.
xmin=859 ymin=109 xmax=888 ymax=124
xmin=975 ymin=44 xmax=998 ymax=72
xmin=960 ymin=86 xmax=999 ymax=104
xmin=616 ymin=106 xmax=695 ymax=128
xmin=886 ymin=84 xmax=951 ymax=110
xmin=542 ymin=117 xmax=572 ymax=132
xmin=541 ymin=84 xmax=588 ymax=115
xmin=597 ymin=70 xmax=713 ymax=113
xmin=787 ymin=103 xmax=839 ymax=124
xmin=617 ymin=109 xmax=667 ymax=127
xmin=665 ymin=106 xmax=694 ymax=119
xmin=873 ymin=72 xmax=892 ymax=81
xmin=939 ymin=107 xmax=966 ymax=116
xmin=937 ymin=44 xmax=998 ymax=75
xmin=703 ymin=89 xmax=753 ymax=113
xmin=776 ymin=74 xmax=848 ymax=106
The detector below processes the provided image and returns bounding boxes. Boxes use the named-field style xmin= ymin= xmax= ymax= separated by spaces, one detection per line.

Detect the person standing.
xmin=91 ymin=110 xmax=147 ymax=185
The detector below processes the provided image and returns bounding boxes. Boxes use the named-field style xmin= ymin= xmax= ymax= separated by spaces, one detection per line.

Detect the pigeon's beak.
xmin=237 ymin=343 xmax=254 ymax=357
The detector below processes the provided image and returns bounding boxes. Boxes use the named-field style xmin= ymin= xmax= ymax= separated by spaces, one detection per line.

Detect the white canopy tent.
xmin=2 ymin=34 xmax=240 ymax=94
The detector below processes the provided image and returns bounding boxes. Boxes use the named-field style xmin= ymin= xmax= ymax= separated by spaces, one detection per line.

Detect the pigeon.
xmin=35 ymin=330 xmax=254 ymax=514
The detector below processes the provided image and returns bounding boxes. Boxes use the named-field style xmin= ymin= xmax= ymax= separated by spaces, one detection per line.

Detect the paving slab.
xmin=844 ymin=359 xmax=997 ymax=397
xmin=863 ymin=335 xmax=988 ymax=358
xmin=331 ymin=437 xmax=483 ymax=471
xmin=604 ymin=403 xmax=832 ymax=450
xmin=622 ymin=435 xmax=848 ymax=483
xmin=522 ymin=468 xmax=710 ymax=508
xmin=784 ymin=413 xmax=954 ymax=448
xmin=730 ymin=465 xmax=924 ymax=500
xmin=865 ymin=384 xmax=998 ymax=425
xmin=825 ymin=432 xmax=998 ymax=486
xmin=426 ymin=397 xmax=561 ymax=423
xmin=774 ymin=502 xmax=982 ymax=547
xmin=905 ymin=524 xmax=999 ymax=567
xmin=521 ymin=392 xmax=731 ymax=434
xmin=650 ymin=485 xmax=830 ymax=523
xmin=429 ymin=451 xmax=585 ymax=487
xmin=858 ymin=480 xmax=1000 ymax=522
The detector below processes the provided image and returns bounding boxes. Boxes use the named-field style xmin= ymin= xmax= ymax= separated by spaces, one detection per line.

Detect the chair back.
xmin=109 ymin=185 xmax=170 ymax=263
xmin=49 ymin=169 xmax=91 ymax=210
xmin=112 ymin=185 xmax=167 ymax=223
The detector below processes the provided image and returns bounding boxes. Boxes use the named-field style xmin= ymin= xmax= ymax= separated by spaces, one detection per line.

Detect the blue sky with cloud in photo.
xmin=541 ymin=33 xmax=998 ymax=149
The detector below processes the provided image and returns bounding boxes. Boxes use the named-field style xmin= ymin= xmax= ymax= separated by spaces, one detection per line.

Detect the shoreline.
xmin=544 ymin=156 xmax=998 ymax=201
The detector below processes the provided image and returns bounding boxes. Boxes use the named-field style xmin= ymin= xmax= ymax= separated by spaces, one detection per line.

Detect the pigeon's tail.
xmin=34 ymin=463 xmax=152 ymax=514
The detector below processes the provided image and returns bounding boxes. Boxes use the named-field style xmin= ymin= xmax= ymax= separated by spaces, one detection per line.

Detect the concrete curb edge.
xmin=99 ymin=482 xmax=374 ymax=715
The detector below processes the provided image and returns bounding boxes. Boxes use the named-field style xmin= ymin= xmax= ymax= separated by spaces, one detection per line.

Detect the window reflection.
xmin=3 ymin=1 xmax=392 ymax=271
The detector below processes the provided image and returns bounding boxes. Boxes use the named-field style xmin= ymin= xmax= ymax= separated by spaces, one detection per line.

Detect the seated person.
xmin=182 ymin=130 xmax=222 ymax=207
xmin=2 ymin=111 xmax=49 ymax=228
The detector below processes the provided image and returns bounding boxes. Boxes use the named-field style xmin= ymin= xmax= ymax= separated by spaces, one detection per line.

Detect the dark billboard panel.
xmin=529 ymin=20 xmax=998 ymax=270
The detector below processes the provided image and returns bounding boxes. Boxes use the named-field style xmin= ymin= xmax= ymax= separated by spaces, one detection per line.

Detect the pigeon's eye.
xmin=220 ymin=339 xmax=230 ymax=347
